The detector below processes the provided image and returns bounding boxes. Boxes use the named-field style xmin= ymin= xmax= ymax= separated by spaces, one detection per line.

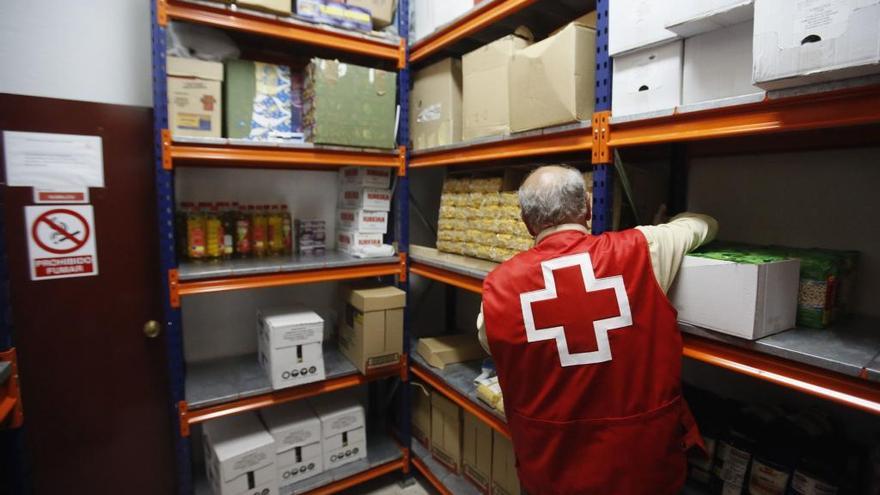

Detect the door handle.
xmin=143 ymin=320 xmax=162 ymax=339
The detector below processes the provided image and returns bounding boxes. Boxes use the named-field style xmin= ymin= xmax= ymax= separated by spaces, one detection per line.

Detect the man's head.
xmin=518 ymin=165 xmax=591 ymax=237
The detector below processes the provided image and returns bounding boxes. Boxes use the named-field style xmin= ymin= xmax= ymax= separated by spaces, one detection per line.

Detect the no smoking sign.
xmin=25 ymin=205 xmax=99 ymax=280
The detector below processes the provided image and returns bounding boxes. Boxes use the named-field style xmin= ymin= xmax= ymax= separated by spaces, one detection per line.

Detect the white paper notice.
xmin=3 ymin=131 xmax=104 ymax=188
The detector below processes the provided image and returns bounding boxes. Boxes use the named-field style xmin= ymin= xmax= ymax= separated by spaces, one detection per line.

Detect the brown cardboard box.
xmin=509 ymin=21 xmax=596 ymax=132
xmin=338 ymin=285 xmax=405 ymax=373
xmin=411 ymin=382 xmax=431 ymax=446
xmin=430 ymin=393 xmax=462 ymax=472
xmin=417 ymin=334 xmax=486 ymax=370
xmin=492 ymin=430 xmax=520 ymax=495
xmin=462 ymin=412 xmax=493 ymax=493
xmin=167 ymin=57 xmax=223 ymax=138
xmin=346 ymin=0 xmax=397 ymax=28
xmin=462 ymin=30 xmax=532 ymax=141
xmin=237 ymin=0 xmax=291 ymax=15
xmin=410 ymin=58 xmax=463 ymax=150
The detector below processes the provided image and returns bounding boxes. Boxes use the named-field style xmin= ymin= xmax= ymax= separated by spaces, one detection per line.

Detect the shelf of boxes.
xmin=408 ymin=245 xmax=880 ymax=416
xmin=411 ymin=440 xmax=481 ymax=495
xmin=161 ymin=0 xmax=404 ymax=65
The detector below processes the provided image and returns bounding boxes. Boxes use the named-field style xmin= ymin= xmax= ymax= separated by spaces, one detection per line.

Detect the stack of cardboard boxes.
xmin=336 ymin=167 xmax=392 ymax=255
xmin=337 ymin=284 xmax=405 ymax=374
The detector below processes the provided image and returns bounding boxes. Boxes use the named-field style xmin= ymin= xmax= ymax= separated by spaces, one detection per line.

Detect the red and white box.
xmin=339 ymin=167 xmax=392 ymax=189
xmin=337 ymin=231 xmax=384 ymax=254
xmin=337 ymin=209 xmax=388 ymax=234
xmin=339 ymin=187 xmax=392 ymax=212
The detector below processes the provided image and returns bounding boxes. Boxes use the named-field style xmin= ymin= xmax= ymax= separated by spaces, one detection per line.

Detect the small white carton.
xmin=665 ymin=0 xmax=754 ymax=38
xmin=337 ymin=231 xmax=384 ymax=254
xmin=339 ymin=187 xmax=392 ymax=211
xmin=752 ymin=0 xmax=880 ymax=90
xmin=337 ymin=209 xmax=388 ymax=234
xmin=203 ymin=413 xmax=278 ymax=495
xmin=609 ymin=0 xmax=679 ymax=56
xmin=261 ymin=403 xmax=324 ymax=485
xmin=257 ymin=307 xmax=326 ymax=390
xmin=683 ymin=21 xmax=763 ymax=106
xmin=312 ymin=394 xmax=367 ymax=469
xmin=669 ymin=256 xmax=800 ymax=340
xmin=612 ymin=41 xmax=683 ymax=119
xmin=339 ymin=167 xmax=392 ymax=189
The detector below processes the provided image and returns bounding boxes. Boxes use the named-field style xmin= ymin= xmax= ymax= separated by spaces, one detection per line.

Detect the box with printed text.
xmin=257 ymin=307 xmax=326 ymax=390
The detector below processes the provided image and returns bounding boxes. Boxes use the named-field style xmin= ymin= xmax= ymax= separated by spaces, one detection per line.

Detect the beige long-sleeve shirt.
xmin=476 ymin=213 xmax=718 ymax=353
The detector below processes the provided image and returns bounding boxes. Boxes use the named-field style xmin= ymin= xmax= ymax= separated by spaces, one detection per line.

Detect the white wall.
xmin=0 ymin=0 xmax=152 ymax=107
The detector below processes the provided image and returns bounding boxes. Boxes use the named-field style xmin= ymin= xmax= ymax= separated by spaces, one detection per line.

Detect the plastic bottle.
xmin=711 ymin=404 xmax=782 ymax=495
xmin=234 ymin=203 xmax=252 ymax=258
xmin=176 ymin=202 xmax=194 ymax=259
xmin=748 ymin=415 xmax=799 ymax=495
xmin=218 ymin=202 xmax=235 ymax=259
xmin=187 ymin=203 xmax=207 ymax=260
xmin=281 ymin=204 xmax=293 ymax=255
xmin=268 ymin=204 xmax=284 ymax=255
xmin=204 ymin=203 xmax=223 ymax=260
xmin=786 ymin=411 xmax=844 ymax=495
xmin=251 ymin=205 xmax=268 ymax=258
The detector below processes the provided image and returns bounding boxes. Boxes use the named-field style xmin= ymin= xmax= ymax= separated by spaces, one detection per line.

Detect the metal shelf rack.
xmin=150 ymin=0 xmax=413 ymax=492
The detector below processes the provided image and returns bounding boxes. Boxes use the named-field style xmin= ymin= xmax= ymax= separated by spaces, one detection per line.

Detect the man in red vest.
xmin=479 ymin=165 xmax=717 ymax=494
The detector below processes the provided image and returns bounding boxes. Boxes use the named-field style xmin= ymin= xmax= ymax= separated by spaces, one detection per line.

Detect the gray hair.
xmin=518 ymin=165 xmax=588 ymax=234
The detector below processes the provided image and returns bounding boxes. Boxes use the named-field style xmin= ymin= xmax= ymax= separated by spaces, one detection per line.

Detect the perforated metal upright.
xmin=591 ymin=0 xmax=614 ymax=235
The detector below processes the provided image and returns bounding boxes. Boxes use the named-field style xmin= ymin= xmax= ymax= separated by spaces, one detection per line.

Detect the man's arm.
xmin=635 ymin=212 xmax=719 ymax=293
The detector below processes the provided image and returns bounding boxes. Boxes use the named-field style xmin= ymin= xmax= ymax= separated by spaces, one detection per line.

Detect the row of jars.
xmin=176 ymin=202 xmax=293 ymax=260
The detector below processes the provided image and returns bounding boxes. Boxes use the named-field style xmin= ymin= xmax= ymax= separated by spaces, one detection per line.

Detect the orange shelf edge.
xmin=170 ymin=144 xmax=399 ymax=169
xmin=412 ymin=455 xmax=453 ymax=495
xmin=178 ymin=262 xmax=401 ymax=297
xmin=411 ymin=362 xmax=511 ymax=438
xmin=166 ymin=1 xmax=400 ymax=62
xmin=0 ymin=348 xmax=23 ymax=430
xmin=304 ymin=456 xmax=407 ymax=495
xmin=410 ymin=263 xmax=484 ymax=294
xmin=409 ymin=0 xmax=539 ymax=63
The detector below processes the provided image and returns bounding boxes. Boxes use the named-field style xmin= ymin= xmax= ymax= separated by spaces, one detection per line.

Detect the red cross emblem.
xmin=520 ymin=252 xmax=632 ymax=367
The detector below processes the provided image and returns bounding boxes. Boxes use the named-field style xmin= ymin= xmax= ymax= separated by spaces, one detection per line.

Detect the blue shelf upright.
xmin=591 ymin=0 xmax=614 ymax=235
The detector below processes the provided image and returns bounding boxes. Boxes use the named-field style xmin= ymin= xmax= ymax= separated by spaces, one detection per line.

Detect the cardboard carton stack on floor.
xmin=337 ymin=284 xmax=405 ymax=373
xmin=336 ymin=167 xmax=392 ymax=255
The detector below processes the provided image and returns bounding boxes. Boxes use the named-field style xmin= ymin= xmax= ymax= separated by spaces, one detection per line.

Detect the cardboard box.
xmin=339 ymin=167 xmax=392 ymax=189
xmin=492 ymin=430 xmax=520 ymax=495
xmin=462 ymin=32 xmax=532 ymax=141
xmin=417 ymin=334 xmax=486 ymax=370
xmin=238 ymin=0 xmax=292 ymax=15
xmin=430 ymin=393 xmax=462 ymax=472
xmin=752 ymin=0 xmax=880 ymax=90
xmin=303 ymin=59 xmax=397 ymax=149
xmin=203 ymin=413 xmax=278 ymax=495
xmin=260 ymin=403 xmax=324 ymax=485
xmin=311 ymin=394 xmax=367 ymax=469
xmin=339 ymin=187 xmax=392 ymax=211
xmin=167 ymin=57 xmax=223 ymax=138
xmin=346 ymin=0 xmax=397 ymax=28
xmin=509 ymin=22 xmax=596 ymax=132
xmin=257 ymin=307 xmax=326 ymax=390
xmin=612 ymin=41 xmax=683 ymax=119
xmin=411 ymin=58 xmax=463 ymax=150
xmin=411 ymin=0 xmax=473 ymax=41
xmin=337 ymin=209 xmax=388 ymax=234
xmin=462 ymin=412 xmax=493 ymax=493
xmin=338 ymin=285 xmax=405 ymax=373
xmin=226 ymin=60 xmax=296 ymax=141
xmin=337 ymin=230 xmax=384 ymax=254
xmin=668 ymin=256 xmax=800 ymax=340
xmin=609 ymin=0 xmax=679 ymax=56
xmin=411 ymin=383 xmax=431 ymax=446
xmin=683 ymin=21 xmax=762 ymax=106
xmin=665 ymin=0 xmax=754 ymax=37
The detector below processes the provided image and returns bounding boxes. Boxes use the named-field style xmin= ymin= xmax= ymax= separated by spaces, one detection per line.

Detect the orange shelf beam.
xmin=304 ymin=456 xmax=406 ymax=495
xmin=412 ymin=456 xmax=453 ymax=495
xmin=178 ymin=262 xmax=401 ymax=297
xmin=682 ymin=335 xmax=880 ymax=416
xmin=0 ymin=348 xmax=23 ymax=430
xmin=409 ymin=0 xmax=539 ymax=63
xmin=609 ymin=85 xmax=880 ymax=148
xmin=410 ymin=262 xmax=484 ymax=294
xmin=165 ymin=0 xmax=402 ymax=64
xmin=170 ymin=144 xmax=399 ymax=170
xmin=179 ymin=361 xmax=404 ymax=436
xmin=412 ymin=362 xmax=511 ymax=438
xmin=410 ymin=126 xmax=591 ymax=168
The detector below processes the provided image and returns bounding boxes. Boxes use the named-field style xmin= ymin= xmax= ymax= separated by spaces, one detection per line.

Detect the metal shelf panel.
xmin=410 ymin=245 xmax=496 ymax=283
xmin=165 ymin=0 xmax=403 ymax=63
xmin=170 ymin=140 xmax=399 ymax=169
xmin=411 ymin=440 xmax=481 ymax=495
xmin=409 ymin=122 xmax=592 ymax=168
xmin=179 ymin=253 xmax=399 ymax=281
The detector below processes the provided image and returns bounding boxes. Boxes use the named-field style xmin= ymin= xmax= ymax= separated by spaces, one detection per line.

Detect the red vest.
xmin=483 ymin=229 xmax=703 ymax=495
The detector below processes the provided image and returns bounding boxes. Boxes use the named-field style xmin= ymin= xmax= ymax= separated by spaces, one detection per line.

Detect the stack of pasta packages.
xmin=437 ymin=171 xmax=593 ymax=263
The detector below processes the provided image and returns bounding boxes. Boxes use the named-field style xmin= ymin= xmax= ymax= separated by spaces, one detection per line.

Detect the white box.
xmin=612 ymin=41 xmax=683 ymax=119
xmin=337 ymin=209 xmax=388 ymax=234
xmin=323 ymin=426 xmax=367 ymax=468
xmin=203 ymin=414 xmax=278 ymax=495
xmin=257 ymin=308 xmax=326 ymax=390
xmin=609 ymin=0 xmax=679 ymax=56
xmin=753 ymin=0 xmax=880 ymax=90
xmin=669 ymin=256 xmax=800 ymax=340
xmin=683 ymin=21 xmax=763 ymax=106
xmin=261 ymin=403 xmax=324 ymax=486
xmin=312 ymin=394 xmax=368 ymax=468
xmin=277 ymin=442 xmax=323 ymax=486
xmin=339 ymin=167 xmax=391 ymax=189
xmin=339 ymin=186 xmax=392 ymax=211
xmin=337 ymin=231 xmax=384 ymax=254
xmin=411 ymin=0 xmax=473 ymax=42
xmin=665 ymin=0 xmax=754 ymax=37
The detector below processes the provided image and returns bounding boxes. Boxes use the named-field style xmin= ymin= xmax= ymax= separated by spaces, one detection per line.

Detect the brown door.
xmin=0 ymin=94 xmax=174 ymax=494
